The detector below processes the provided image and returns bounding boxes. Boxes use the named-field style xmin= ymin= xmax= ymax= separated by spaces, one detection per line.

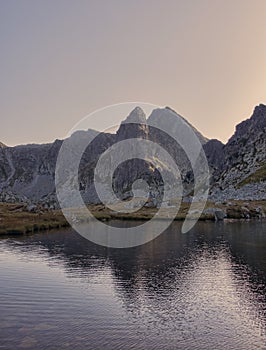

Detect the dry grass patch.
xmin=237 ymin=162 xmax=266 ymax=188
xmin=0 ymin=203 xmax=68 ymax=235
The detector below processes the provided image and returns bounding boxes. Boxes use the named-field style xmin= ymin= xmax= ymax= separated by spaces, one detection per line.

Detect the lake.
xmin=0 ymin=221 xmax=265 ymax=349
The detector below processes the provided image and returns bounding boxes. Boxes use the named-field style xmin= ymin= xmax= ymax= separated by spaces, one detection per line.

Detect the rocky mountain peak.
xmin=210 ymin=104 xmax=266 ymax=200
xmin=148 ymin=107 xmax=208 ymax=145
xmin=122 ymin=106 xmax=147 ymax=124
xmin=0 ymin=104 xmax=265 ymax=205
xmin=253 ymin=103 xmax=266 ymax=116
xmin=250 ymin=103 xmax=266 ymax=128
xmin=116 ymin=106 xmax=149 ymax=140
xmin=228 ymin=104 xmax=266 ymax=144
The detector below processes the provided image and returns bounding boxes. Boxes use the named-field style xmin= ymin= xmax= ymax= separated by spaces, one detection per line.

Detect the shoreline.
xmin=0 ymin=200 xmax=265 ymax=236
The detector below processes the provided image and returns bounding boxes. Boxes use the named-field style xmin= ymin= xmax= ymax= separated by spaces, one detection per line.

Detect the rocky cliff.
xmin=0 ymin=104 xmax=265 ymax=207
xmin=209 ymin=104 xmax=266 ymax=200
xmin=0 ymin=107 xmax=207 ymax=207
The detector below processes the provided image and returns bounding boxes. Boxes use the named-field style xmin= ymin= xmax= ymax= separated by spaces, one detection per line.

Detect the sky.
xmin=0 ymin=0 xmax=266 ymax=146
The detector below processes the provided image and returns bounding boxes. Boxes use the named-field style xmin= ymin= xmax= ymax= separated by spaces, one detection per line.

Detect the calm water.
xmin=0 ymin=221 xmax=266 ymax=350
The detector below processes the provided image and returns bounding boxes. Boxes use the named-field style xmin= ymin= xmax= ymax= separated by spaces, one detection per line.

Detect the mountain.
xmin=0 ymin=141 xmax=61 ymax=206
xmin=77 ymin=107 xmax=208 ymax=205
xmin=209 ymin=104 xmax=266 ymax=200
xmin=203 ymin=139 xmax=225 ymax=172
xmin=0 ymin=104 xmax=265 ymax=207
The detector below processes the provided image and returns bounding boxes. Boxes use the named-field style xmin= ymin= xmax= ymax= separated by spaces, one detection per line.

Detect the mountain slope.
xmin=0 ymin=104 xmax=265 ymax=206
xmin=0 ymin=107 xmax=208 ymax=206
xmin=210 ymin=104 xmax=266 ymax=200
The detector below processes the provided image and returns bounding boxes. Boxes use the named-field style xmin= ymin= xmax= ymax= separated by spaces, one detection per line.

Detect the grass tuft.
xmin=237 ymin=162 xmax=266 ymax=188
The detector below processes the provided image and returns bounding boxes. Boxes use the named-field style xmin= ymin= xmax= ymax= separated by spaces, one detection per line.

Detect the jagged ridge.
xmin=0 ymin=104 xmax=265 ymax=206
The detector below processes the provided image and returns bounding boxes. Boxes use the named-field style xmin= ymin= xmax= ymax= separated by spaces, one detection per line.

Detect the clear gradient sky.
xmin=1 ymin=0 xmax=266 ymax=146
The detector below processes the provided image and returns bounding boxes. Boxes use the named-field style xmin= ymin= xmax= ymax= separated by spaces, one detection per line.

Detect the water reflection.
xmin=0 ymin=221 xmax=265 ymax=349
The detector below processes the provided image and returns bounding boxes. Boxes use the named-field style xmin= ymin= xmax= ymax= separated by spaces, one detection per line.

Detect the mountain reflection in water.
xmin=0 ymin=220 xmax=265 ymax=350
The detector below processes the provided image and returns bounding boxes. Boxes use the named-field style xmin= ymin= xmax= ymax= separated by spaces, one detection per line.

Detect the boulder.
xmin=203 ymin=207 xmax=225 ymax=220
xmin=26 ymin=204 xmax=38 ymax=213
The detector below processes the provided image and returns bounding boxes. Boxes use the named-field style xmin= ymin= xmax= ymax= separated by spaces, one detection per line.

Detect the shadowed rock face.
xmin=0 ymin=104 xmax=265 ymax=205
xmin=79 ymin=107 xmax=206 ymax=205
xmin=210 ymin=104 xmax=266 ymax=200
xmin=225 ymin=104 xmax=266 ymax=168
xmin=0 ymin=107 xmax=207 ymax=206
xmin=203 ymin=139 xmax=225 ymax=178
xmin=229 ymin=104 xmax=266 ymax=142
xmin=0 ymin=141 xmax=61 ymax=202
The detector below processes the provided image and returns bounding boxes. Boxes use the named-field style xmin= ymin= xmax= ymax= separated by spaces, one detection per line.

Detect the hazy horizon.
xmin=1 ymin=0 xmax=266 ymax=146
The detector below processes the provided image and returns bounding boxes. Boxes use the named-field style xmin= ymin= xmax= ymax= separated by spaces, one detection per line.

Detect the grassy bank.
xmin=0 ymin=200 xmax=265 ymax=236
xmin=0 ymin=203 xmax=69 ymax=235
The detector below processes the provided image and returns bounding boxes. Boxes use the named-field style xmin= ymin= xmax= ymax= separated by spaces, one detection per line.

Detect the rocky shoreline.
xmin=0 ymin=200 xmax=265 ymax=236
